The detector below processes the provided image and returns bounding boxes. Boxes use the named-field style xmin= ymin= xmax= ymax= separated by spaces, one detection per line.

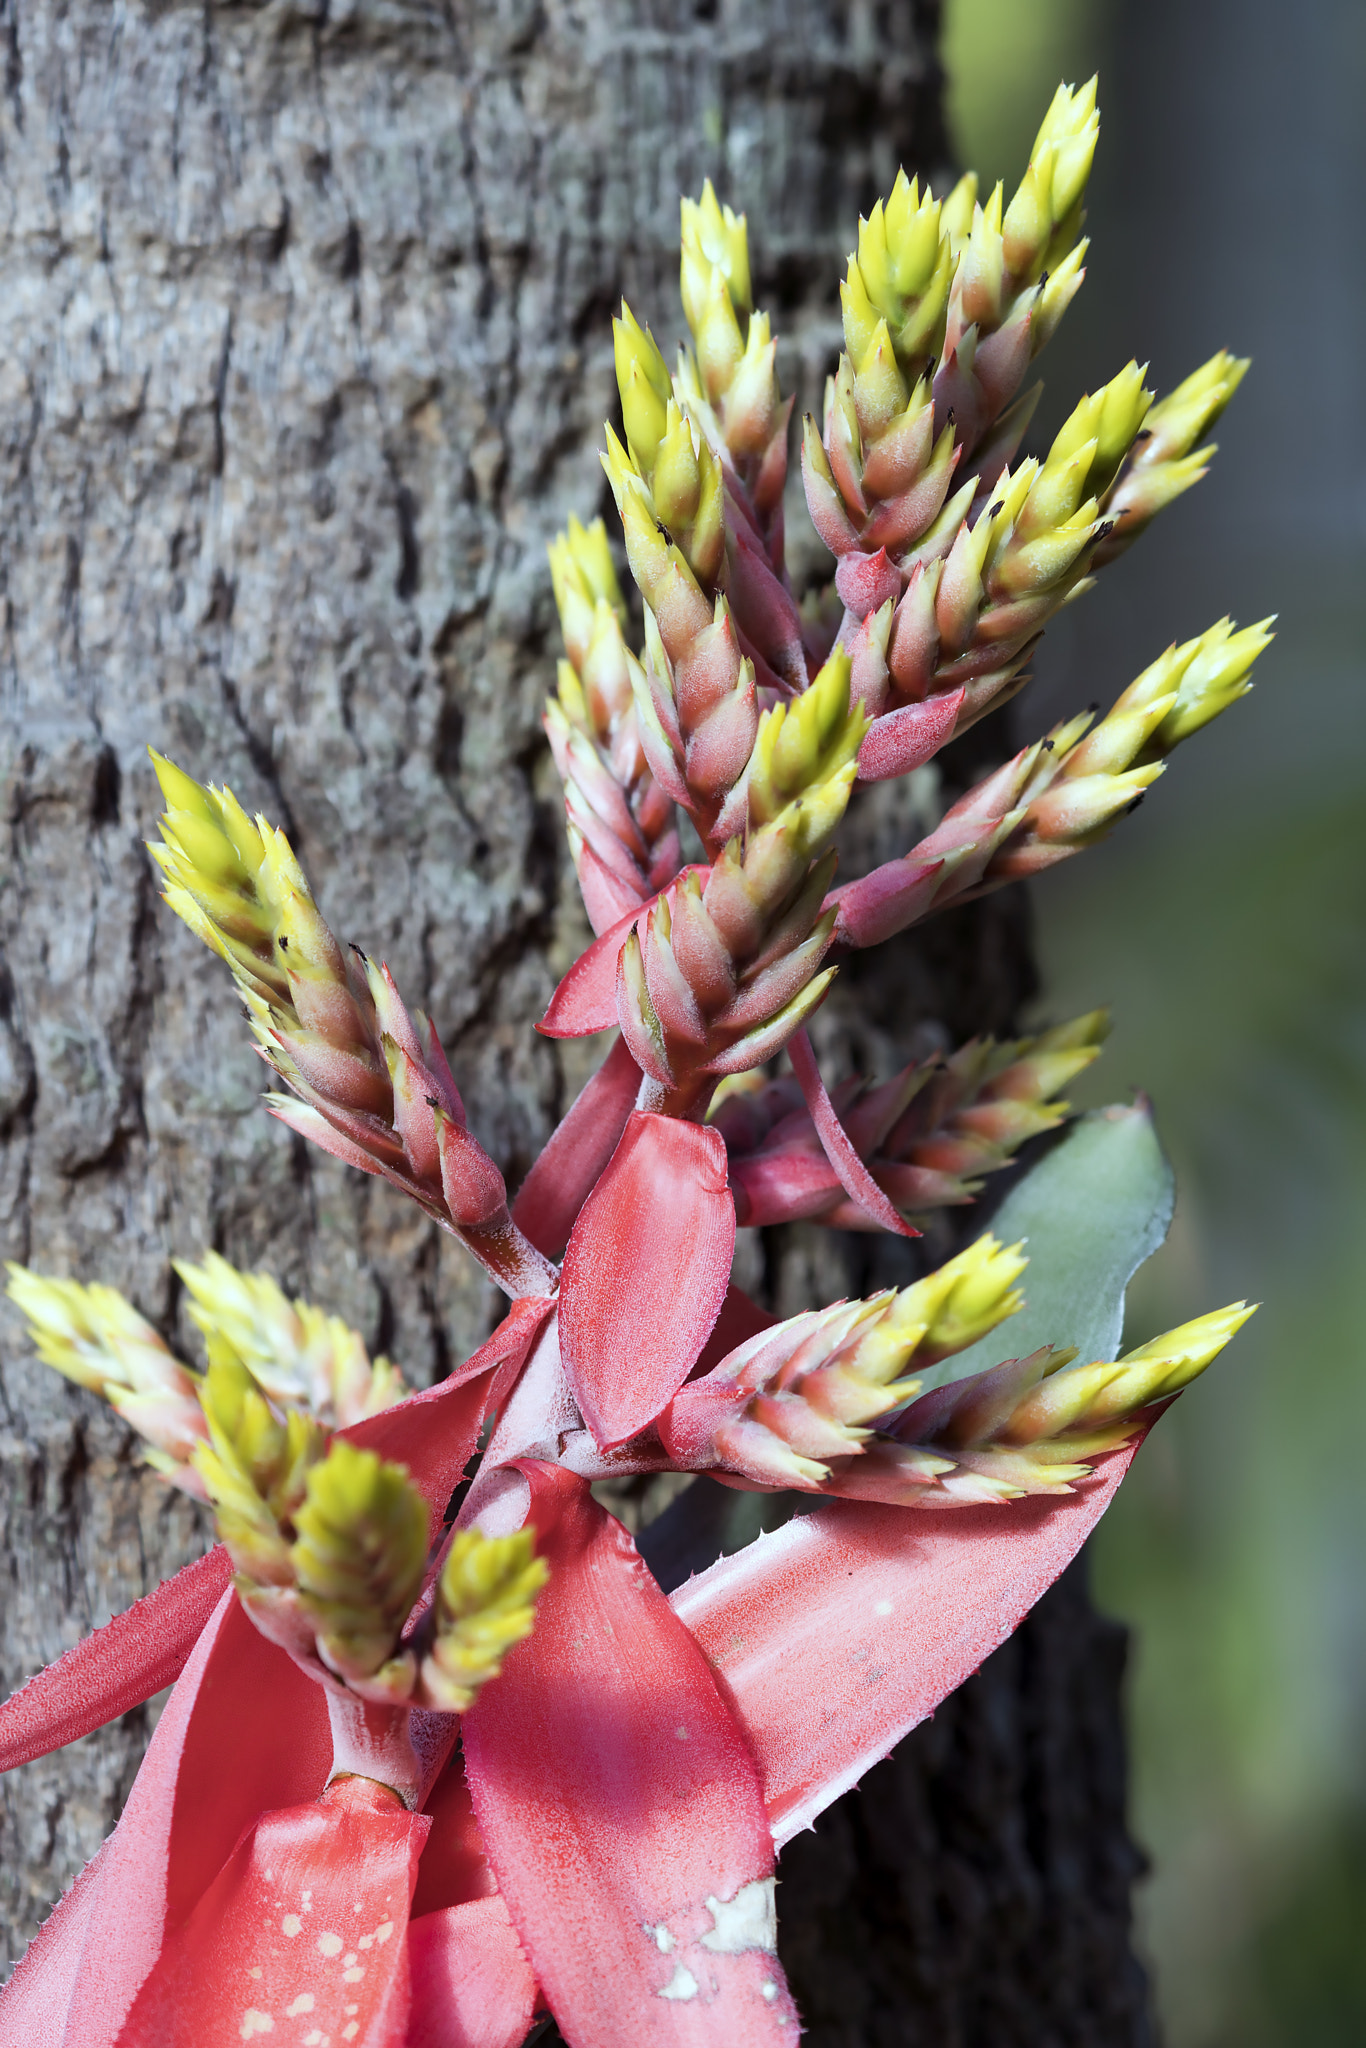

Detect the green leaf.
xmin=925 ymin=1099 xmax=1174 ymax=1389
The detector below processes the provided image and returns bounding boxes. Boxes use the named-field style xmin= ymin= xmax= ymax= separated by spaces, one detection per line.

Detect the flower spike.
xmin=420 ymin=1529 xmax=548 ymax=1712
xmin=546 ymin=515 xmax=681 ymax=933
xmin=149 ymin=753 xmax=556 ymax=1299
xmin=1096 ymin=350 xmax=1251 ymax=562
xmin=716 ymin=1011 xmax=1109 ymax=1229
xmin=836 ymin=1302 xmax=1258 ymax=1506
xmin=5 ymin=1263 xmax=208 ymax=1495
xmin=175 ymin=1251 xmax=405 ymax=1424
xmin=661 ymin=1234 xmax=1028 ymax=1487
xmin=194 ymin=1358 xmax=547 ymax=1715
xmin=832 ymin=616 xmax=1272 ymax=947
xmin=615 ymin=649 xmax=863 ymax=1113
xmin=290 ymin=1438 xmax=429 ymax=1691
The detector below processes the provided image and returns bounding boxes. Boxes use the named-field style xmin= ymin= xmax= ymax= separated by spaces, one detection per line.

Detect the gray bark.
xmin=0 ymin=2 xmax=1149 ymax=2036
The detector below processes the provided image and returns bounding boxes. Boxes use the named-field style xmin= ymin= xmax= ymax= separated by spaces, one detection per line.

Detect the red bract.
xmin=2 ymin=1591 xmax=330 ymax=2044
xmin=406 ymin=1896 xmax=537 ymax=2048
xmin=464 ymin=1463 xmax=799 ymax=2044
xmin=672 ymin=1441 xmax=1139 ymax=1842
xmin=510 ymin=1036 xmax=641 ymax=1258
xmin=559 ymin=1113 xmax=734 ymax=1446
xmin=786 ymin=1026 xmax=917 ymax=1236
xmin=0 ymin=1547 xmax=232 ymax=1776
xmin=124 ymin=1777 xmax=428 ymax=2046
xmin=3 ymin=86 xmax=1266 ymax=2048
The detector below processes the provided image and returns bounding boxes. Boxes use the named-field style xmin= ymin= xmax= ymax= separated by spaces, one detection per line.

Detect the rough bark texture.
xmin=0 ymin=0 xmax=1149 ymax=2034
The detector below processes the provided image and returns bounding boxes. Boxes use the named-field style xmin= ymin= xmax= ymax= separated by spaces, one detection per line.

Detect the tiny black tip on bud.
xmin=350 ymin=943 xmax=369 ymax=963
xmin=1042 ymin=738 xmax=1055 ymax=753
xmin=1126 ymin=792 xmax=1147 ymax=815
xmin=277 ymin=935 xmax=289 ymax=951
xmin=1087 ymin=700 xmax=1100 ymax=715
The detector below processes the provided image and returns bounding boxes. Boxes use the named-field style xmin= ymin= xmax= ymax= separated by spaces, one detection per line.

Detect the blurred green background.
xmin=942 ymin=0 xmax=1366 ymax=2041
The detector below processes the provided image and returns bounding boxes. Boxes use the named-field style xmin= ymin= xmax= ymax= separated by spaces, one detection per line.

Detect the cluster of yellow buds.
xmin=545 ymin=516 xmax=680 ymax=933
xmin=4 ymin=1265 xmax=209 ymax=1495
xmin=176 ymin=1253 xmax=405 ymax=1425
xmin=933 ymin=80 xmax=1098 ymax=456
xmin=832 ymin=1304 xmax=1256 ymax=1506
xmin=4 ymin=1253 xmax=406 ymax=1496
xmin=988 ymin=615 xmax=1275 ymax=880
xmin=149 ymin=757 xmax=556 ymax=1300
xmin=832 ymin=617 xmax=1273 ymax=949
xmin=1096 ymin=350 xmax=1249 ymax=563
xmin=661 ymin=1236 xmax=1027 ymax=1487
xmin=675 ymin=183 xmax=791 ymax=553
xmin=715 ymin=1011 xmax=1110 ymax=1228
xmin=842 ymin=171 xmax=954 ymax=383
xmin=542 ymin=74 xmax=1263 ymax=1120
xmin=6 ymin=1250 xmax=547 ymax=1717
xmin=195 ymin=1363 xmax=545 ymax=1711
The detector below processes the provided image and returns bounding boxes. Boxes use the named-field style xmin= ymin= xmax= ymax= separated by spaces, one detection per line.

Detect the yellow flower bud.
xmin=1030 ymin=240 xmax=1088 ymax=353
xmin=680 ymin=180 xmax=752 ymax=334
xmin=290 ymin=1439 xmax=428 ymax=1684
xmin=613 ymin=304 xmax=672 ymax=475
xmin=1029 ymin=77 xmax=1099 ymax=220
xmin=652 ymin=402 xmax=703 ymax=528
xmin=748 ymin=647 xmax=866 ymax=828
xmin=419 ymin=1528 xmax=548 ymax=1713
xmin=1148 ymin=617 xmax=1274 ymax=752
xmin=939 ymin=170 xmax=978 ymax=253
xmin=1139 ymin=350 xmax=1250 ymax=463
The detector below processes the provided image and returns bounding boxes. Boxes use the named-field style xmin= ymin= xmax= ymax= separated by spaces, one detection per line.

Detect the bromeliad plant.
xmin=1 ymin=79 xmax=1265 ymax=2048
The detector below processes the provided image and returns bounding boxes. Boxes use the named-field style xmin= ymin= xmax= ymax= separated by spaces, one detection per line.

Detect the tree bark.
xmin=0 ymin=1 xmax=1150 ymax=2034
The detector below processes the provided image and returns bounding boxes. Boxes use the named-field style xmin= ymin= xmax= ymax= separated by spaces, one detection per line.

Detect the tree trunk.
xmin=0 ymin=1 xmax=1151 ymax=2034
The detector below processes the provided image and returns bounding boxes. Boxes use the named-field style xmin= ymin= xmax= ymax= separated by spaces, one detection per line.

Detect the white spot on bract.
xmin=301 ymin=1890 xmax=313 ymax=1911
xmin=658 ymin=1963 xmax=699 ymax=2001
xmin=317 ymin=1932 xmax=344 ymax=1958
xmin=344 ymin=2026 xmax=360 ymax=2042
xmin=342 ymin=1967 xmax=364 ymax=1984
xmin=874 ymin=1600 xmax=893 ymax=1617
xmin=343 ymin=1954 xmax=357 ymax=1968
xmin=285 ymin=1994 xmax=316 ymax=2018
xmin=345 ymin=2006 xmax=359 ymax=2018
xmin=303 ymin=2034 xmax=324 ymax=2048
xmin=700 ymin=1877 xmax=778 ymax=1954
xmin=239 ymin=2012 xmax=273 ymax=2040
xmin=282 ymin=1914 xmax=303 ymax=1938
xmin=762 ymin=1980 xmax=778 ymax=2000
xmin=358 ymin=1934 xmax=374 ymax=1950
xmin=646 ymin=1924 xmax=676 ymax=1953
xmin=675 ymin=1726 xmax=688 ymax=1740
xmin=248 ymin=1968 xmax=263 ymax=1982
xmin=374 ymin=1920 xmax=394 ymax=1945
